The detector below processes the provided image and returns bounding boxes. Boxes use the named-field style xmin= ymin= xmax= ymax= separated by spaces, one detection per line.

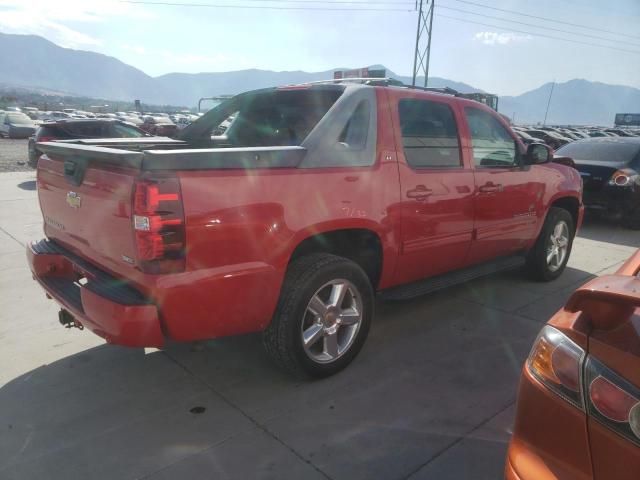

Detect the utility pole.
xmin=411 ymin=0 xmax=435 ymax=87
xmin=543 ymin=81 xmax=555 ymax=126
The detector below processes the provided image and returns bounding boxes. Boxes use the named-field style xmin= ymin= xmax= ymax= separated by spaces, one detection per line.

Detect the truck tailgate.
xmin=36 ymin=144 xmax=142 ymax=278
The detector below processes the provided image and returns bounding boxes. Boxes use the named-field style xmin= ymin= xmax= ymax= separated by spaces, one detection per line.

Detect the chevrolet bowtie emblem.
xmin=66 ymin=191 xmax=82 ymax=208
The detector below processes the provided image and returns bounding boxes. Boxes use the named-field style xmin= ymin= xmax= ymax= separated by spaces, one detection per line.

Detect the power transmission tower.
xmin=411 ymin=0 xmax=435 ymax=87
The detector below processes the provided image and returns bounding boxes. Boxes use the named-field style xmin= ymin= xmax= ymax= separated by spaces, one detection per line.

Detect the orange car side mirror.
xmin=565 ymin=275 xmax=640 ymax=331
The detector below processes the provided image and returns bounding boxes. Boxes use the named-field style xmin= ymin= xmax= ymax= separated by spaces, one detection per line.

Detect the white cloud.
xmin=160 ymin=50 xmax=230 ymax=66
xmin=474 ymin=31 xmax=533 ymax=46
xmin=122 ymin=43 xmax=147 ymax=55
xmin=0 ymin=0 xmax=153 ymax=48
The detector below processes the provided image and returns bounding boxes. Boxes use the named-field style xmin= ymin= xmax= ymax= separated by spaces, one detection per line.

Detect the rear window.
xmin=556 ymin=140 xmax=640 ymax=163
xmin=223 ymin=89 xmax=343 ymax=147
xmin=40 ymin=123 xmax=108 ymax=139
xmin=111 ymin=123 xmax=147 ymax=138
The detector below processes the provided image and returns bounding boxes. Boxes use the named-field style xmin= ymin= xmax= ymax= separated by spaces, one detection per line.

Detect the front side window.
xmin=465 ymin=107 xmax=517 ymax=168
xmin=398 ymin=99 xmax=461 ymax=168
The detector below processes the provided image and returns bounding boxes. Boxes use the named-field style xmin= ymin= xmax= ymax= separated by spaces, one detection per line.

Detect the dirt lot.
xmin=0 ymin=138 xmax=31 ymax=172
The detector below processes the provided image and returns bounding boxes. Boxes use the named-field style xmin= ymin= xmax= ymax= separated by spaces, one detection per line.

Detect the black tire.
xmin=263 ymin=253 xmax=374 ymax=378
xmin=27 ymin=141 xmax=38 ymax=168
xmin=526 ymin=207 xmax=575 ymax=281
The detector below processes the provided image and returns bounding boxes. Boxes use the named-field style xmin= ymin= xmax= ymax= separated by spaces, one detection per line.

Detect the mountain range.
xmin=1 ymin=32 xmax=639 ymax=125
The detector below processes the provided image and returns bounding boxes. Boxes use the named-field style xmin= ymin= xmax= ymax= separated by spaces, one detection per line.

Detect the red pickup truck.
xmin=28 ymin=80 xmax=583 ymax=377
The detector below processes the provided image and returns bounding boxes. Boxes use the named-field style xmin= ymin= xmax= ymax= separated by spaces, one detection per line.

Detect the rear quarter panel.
xmin=168 ymin=159 xmax=400 ymax=340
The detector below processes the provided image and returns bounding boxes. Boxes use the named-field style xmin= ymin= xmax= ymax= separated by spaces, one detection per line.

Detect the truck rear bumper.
xmin=27 ymin=239 xmax=164 ymax=348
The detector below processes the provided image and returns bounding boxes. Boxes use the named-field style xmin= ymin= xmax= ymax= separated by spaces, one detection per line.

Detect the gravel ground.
xmin=0 ymin=138 xmax=32 ymax=172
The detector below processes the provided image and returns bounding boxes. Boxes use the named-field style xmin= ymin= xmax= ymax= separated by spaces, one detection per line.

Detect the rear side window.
xmin=465 ymin=107 xmax=517 ymax=168
xmin=398 ymin=99 xmax=461 ymax=168
xmin=338 ymin=101 xmax=370 ymax=150
xmin=38 ymin=125 xmax=72 ymax=139
xmin=66 ymin=123 xmax=107 ymax=137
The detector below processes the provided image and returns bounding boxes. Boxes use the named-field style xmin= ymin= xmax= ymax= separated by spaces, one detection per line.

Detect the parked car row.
xmin=27 ymin=118 xmax=151 ymax=168
xmin=3 ymin=107 xmax=203 ymax=137
xmin=513 ymin=125 xmax=640 ymax=150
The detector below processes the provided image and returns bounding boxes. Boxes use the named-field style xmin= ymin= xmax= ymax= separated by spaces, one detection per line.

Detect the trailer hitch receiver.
xmin=58 ymin=309 xmax=84 ymax=330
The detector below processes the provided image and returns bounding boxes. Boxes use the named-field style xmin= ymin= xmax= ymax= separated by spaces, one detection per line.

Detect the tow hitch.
xmin=58 ymin=309 xmax=84 ymax=330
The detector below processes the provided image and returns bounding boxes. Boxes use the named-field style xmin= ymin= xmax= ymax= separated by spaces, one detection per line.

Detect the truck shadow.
xmin=17 ymin=180 xmax=36 ymax=191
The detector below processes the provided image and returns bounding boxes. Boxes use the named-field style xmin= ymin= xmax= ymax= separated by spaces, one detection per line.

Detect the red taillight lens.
xmin=590 ymin=376 xmax=638 ymax=422
xmin=586 ymin=357 xmax=640 ymax=446
xmin=133 ymin=176 xmax=185 ymax=273
xmin=38 ymin=135 xmax=56 ymax=142
xmin=527 ymin=326 xmax=585 ymax=408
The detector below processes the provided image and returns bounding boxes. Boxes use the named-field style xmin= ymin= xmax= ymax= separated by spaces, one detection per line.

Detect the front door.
xmin=392 ymin=95 xmax=475 ymax=285
xmin=462 ymin=106 xmax=541 ymax=264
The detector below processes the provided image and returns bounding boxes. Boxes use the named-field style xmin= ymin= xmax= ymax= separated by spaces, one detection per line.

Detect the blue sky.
xmin=0 ymin=0 xmax=638 ymax=95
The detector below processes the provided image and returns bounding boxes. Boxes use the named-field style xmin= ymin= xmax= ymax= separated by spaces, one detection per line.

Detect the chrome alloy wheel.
xmin=547 ymin=220 xmax=569 ymax=272
xmin=301 ymin=279 xmax=363 ymax=364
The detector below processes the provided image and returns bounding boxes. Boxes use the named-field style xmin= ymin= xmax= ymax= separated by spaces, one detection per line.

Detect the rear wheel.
xmin=27 ymin=140 xmax=38 ymax=168
xmin=526 ymin=207 xmax=574 ymax=281
xmin=263 ymin=253 xmax=373 ymax=378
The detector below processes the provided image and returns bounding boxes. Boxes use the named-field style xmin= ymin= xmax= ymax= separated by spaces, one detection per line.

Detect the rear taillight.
xmin=133 ymin=175 xmax=185 ymax=274
xmin=38 ymin=135 xmax=55 ymax=142
xmin=528 ymin=326 xmax=640 ymax=446
xmin=527 ymin=326 xmax=585 ymax=408
xmin=585 ymin=357 xmax=640 ymax=446
xmin=608 ymin=168 xmax=639 ymax=187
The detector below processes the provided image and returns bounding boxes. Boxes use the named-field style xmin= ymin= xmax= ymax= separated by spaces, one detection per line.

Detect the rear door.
xmin=391 ymin=93 xmax=475 ymax=284
xmin=462 ymin=106 xmax=542 ymax=264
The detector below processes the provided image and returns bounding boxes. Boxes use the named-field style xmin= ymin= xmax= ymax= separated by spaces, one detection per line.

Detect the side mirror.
xmin=525 ymin=142 xmax=552 ymax=165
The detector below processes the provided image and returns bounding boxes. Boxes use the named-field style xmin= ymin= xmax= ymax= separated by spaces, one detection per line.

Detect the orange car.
xmin=506 ymin=249 xmax=640 ymax=480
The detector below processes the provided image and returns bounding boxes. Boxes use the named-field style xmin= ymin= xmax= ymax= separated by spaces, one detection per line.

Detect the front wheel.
xmin=526 ymin=207 xmax=575 ymax=281
xmin=263 ymin=253 xmax=373 ymax=378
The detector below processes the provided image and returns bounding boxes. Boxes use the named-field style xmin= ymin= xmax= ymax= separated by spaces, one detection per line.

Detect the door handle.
xmin=406 ymin=185 xmax=433 ymax=200
xmin=479 ymin=182 xmax=503 ymax=193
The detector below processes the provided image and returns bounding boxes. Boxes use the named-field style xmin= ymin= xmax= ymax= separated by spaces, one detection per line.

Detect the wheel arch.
xmin=288 ymin=226 xmax=385 ymax=289
xmin=549 ymin=195 xmax=580 ymax=232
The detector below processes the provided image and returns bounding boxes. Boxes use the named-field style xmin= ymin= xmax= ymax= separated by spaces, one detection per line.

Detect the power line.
xmin=447 ymin=0 xmax=640 ymax=41
xmin=120 ymin=0 xmax=415 ymax=11
xmin=437 ymin=13 xmax=640 ymax=56
xmin=437 ymin=5 xmax=640 ymax=49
